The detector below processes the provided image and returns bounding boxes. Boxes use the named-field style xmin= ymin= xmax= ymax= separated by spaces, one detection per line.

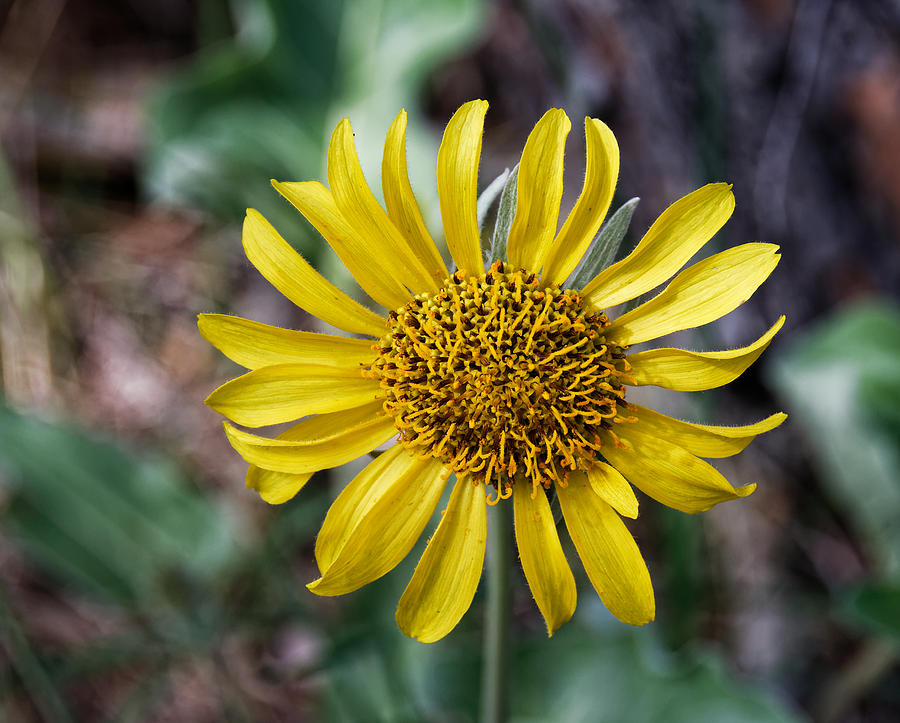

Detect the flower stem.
xmin=481 ymin=499 xmax=512 ymax=723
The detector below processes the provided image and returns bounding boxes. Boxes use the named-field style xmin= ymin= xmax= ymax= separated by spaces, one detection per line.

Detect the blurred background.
xmin=1 ymin=0 xmax=899 ymax=720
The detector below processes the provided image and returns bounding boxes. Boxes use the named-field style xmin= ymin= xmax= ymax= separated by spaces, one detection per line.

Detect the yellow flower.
xmin=201 ymin=100 xmax=785 ymax=643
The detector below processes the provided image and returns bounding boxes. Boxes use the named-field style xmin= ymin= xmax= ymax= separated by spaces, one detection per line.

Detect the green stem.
xmin=480 ymin=499 xmax=512 ymax=723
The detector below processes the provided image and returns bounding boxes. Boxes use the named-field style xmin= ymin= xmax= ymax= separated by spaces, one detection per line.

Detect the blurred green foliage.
xmin=316 ymin=579 xmax=802 ymax=723
xmin=0 ymin=402 xmax=803 ymax=721
xmin=144 ymin=0 xmax=485 ymax=251
xmin=0 ymin=403 xmax=333 ymax=719
xmin=0 ymin=405 xmax=233 ymax=606
xmin=770 ymin=302 xmax=900 ymax=645
xmin=770 ymin=302 xmax=900 ymax=576
xmin=845 ymin=583 xmax=900 ymax=642
xmin=5 ymin=0 xmax=898 ymax=716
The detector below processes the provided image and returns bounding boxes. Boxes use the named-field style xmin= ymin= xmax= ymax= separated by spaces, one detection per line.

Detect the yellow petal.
xmin=604 ymin=243 xmax=781 ymax=346
xmin=246 ymin=466 xmax=313 ymax=505
xmin=242 ymin=209 xmax=386 ymax=337
xmin=222 ymin=401 xmax=394 ymax=473
xmin=602 ymin=428 xmax=756 ymax=513
xmin=205 ymin=364 xmax=380 ymax=427
xmin=542 ymin=118 xmax=620 ymax=285
xmin=314 ymin=444 xmax=404 ymax=573
xmin=327 ymin=120 xmax=438 ymax=296
xmin=513 ymin=486 xmax=576 ymax=636
xmin=585 ymin=462 xmax=638 ymax=519
xmin=396 ymin=476 xmax=487 ymax=643
xmin=628 ymin=405 xmax=787 ymax=458
xmin=382 ymin=109 xmax=449 ymax=285
xmin=272 ymin=180 xmax=410 ymax=310
xmin=198 ymin=313 xmax=376 ymax=370
xmin=308 ymin=454 xmax=447 ymax=596
xmin=437 ymin=100 xmax=489 ymax=277
xmin=505 ymin=109 xmax=571 ymax=272
xmin=627 ymin=315 xmax=785 ymax=391
xmin=557 ymin=472 xmax=654 ymax=626
xmin=583 ymin=183 xmax=735 ymax=309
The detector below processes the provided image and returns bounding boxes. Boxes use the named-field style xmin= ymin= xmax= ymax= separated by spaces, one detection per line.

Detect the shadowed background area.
xmin=1 ymin=0 xmax=899 ymax=721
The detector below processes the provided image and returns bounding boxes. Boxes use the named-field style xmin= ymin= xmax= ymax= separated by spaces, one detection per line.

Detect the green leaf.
xmin=0 ymin=405 xmax=234 ymax=607
xmin=488 ymin=165 xmax=518 ymax=265
xmin=567 ymin=196 xmax=639 ymax=290
xmin=143 ymin=0 xmax=486 ymax=239
xmin=0 ymin=589 xmax=74 ymax=723
xmin=844 ymin=582 xmax=900 ymax=641
xmin=508 ymin=610 xmax=800 ymax=723
xmin=768 ymin=302 xmax=900 ymax=575
xmin=478 ymin=168 xmax=511 ymax=245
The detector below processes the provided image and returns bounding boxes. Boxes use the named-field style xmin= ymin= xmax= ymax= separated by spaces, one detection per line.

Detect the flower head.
xmin=201 ymin=100 xmax=785 ymax=642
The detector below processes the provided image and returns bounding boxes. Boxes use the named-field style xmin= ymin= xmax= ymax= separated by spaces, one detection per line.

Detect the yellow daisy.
xmin=201 ymin=100 xmax=785 ymax=643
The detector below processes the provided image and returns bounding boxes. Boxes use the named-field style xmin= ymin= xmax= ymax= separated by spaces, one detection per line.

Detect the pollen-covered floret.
xmin=370 ymin=261 xmax=635 ymax=499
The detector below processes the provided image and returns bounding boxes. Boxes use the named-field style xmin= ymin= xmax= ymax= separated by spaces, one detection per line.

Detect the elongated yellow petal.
xmin=198 ymin=313 xmax=376 ymax=370
xmin=242 ymin=209 xmax=386 ymax=337
xmin=327 ymin=120 xmax=437 ymax=296
xmin=246 ymin=466 xmax=313 ymax=505
xmin=396 ymin=476 xmax=487 ymax=642
xmin=585 ymin=462 xmax=638 ymax=519
xmin=583 ymin=183 xmax=735 ymax=309
xmin=437 ymin=100 xmax=488 ymax=277
xmin=272 ymin=180 xmax=410 ymax=310
xmin=308 ymin=454 xmax=447 ymax=596
xmin=604 ymin=243 xmax=781 ymax=346
xmin=223 ymin=402 xmax=394 ymax=473
xmin=205 ymin=364 xmax=380 ymax=427
xmin=542 ymin=118 xmax=619 ymax=285
xmin=383 ymin=110 xmax=449 ymax=285
xmin=314 ymin=444 xmax=404 ymax=573
xmin=513 ymin=486 xmax=576 ymax=636
xmin=505 ymin=109 xmax=571 ymax=272
xmin=602 ymin=428 xmax=756 ymax=513
xmin=557 ymin=472 xmax=654 ymax=625
xmin=627 ymin=315 xmax=785 ymax=391
xmin=628 ymin=405 xmax=787 ymax=458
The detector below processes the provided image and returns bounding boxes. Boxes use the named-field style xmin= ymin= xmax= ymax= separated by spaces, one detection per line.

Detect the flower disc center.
xmin=372 ymin=262 xmax=632 ymax=499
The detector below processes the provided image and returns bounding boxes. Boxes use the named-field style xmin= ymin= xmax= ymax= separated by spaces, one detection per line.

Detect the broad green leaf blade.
xmin=768 ymin=302 xmax=900 ymax=575
xmin=144 ymin=0 xmax=486 ymax=241
xmin=509 ymin=615 xmax=800 ymax=723
xmin=567 ymin=196 xmax=639 ymax=290
xmin=0 ymin=405 xmax=234 ymax=606
xmin=844 ymin=582 xmax=900 ymax=641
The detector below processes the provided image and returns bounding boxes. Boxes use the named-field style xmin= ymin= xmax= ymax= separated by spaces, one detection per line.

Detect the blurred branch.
xmin=812 ymin=637 xmax=898 ymax=723
xmin=0 ymin=584 xmax=74 ymax=723
xmin=0 ymin=155 xmax=59 ymax=408
xmin=753 ymin=0 xmax=833 ymax=236
xmin=0 ymin=0 xmax=67 ymax=131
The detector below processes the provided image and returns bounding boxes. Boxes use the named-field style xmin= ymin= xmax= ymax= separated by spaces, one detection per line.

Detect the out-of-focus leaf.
xmin=0 ymin=589 xmax=73 ymax=723
xmin=657 ymin=507 xmax=706 ymax=648
xmin=144 ymin=0 xmax=485 ymax=243
xmin=844 ymin=582 xmax=900 ymax=642
xmin=315 ymin=569 xmax=797 ymax=722
xmin=507 ymin=607 xmax=799 ymax=723
xmin=0 ymin=405 xmax=234 ymax=606
xmin=860 ymin=371 xmax=900 ymax=439
xmin=769 ymin=302 xmax=900 ymax=574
